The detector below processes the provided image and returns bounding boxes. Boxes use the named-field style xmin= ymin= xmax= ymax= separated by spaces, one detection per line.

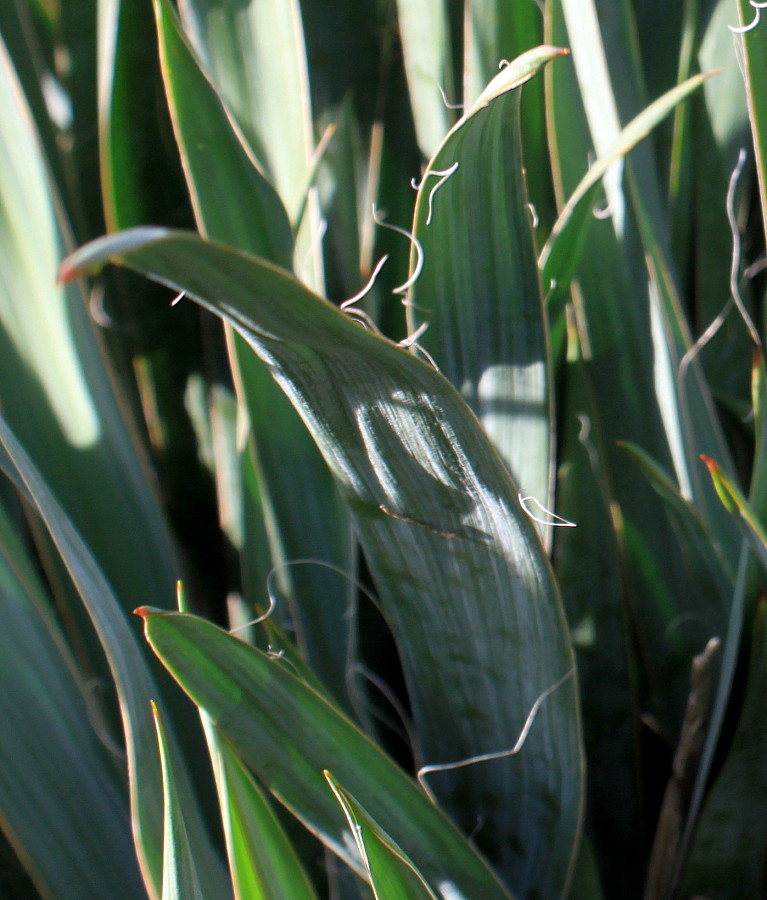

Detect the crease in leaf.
xmin=324 ymin=771 xmax=440 ymax=900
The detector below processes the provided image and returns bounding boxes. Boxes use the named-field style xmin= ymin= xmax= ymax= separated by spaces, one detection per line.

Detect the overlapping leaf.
xmin=138 ymin=607 xmax=514 ymax=900
xmin=62 ymin=226 xmax=583 ymax=898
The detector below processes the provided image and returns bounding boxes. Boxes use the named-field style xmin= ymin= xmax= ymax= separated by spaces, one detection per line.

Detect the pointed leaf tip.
xmin=56 ymin=259 xmax=78 ymax=284
xmin=134 ymin=606 xmax=162 ymax=618
xmin=468 ymin=45 xmax=570 ymax=114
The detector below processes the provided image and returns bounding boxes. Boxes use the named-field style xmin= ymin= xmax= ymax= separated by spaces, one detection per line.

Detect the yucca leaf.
xmin=462 ymin=1 xmax=551 ymax=222
xmin=547 ymin=0 xmax=732 ymax=735
xmin=0 ymin=28 xmax=180 ymax=619
xmin=621 ymin=442 xmax=735 ymax=589
xmin=177 ymin=0 xmax=322 ymax=287
xmin=393 ymin=0 xmax=453 ymax=158
xmin=324 ymin=772 xmax=438 ymax=900
xmin=0 ymin=494 xmax=145 ymax=900
xmin=700 ymin=454 xmax=767 ymax=573
xmin=0 ymin=417 xmax=229 ymax=900
xmin=407 ymin=46 xmax=567 ymax=541
xmin=553 ymin=321 xmax=643 ymax=897
xmin=137 ymin=607 xmax=515 ymax=900
xmin=202 ymin=722 xmax=320 ymax=900
xmin=154 ymin=0 xmax=355 ymax=709
xmin=153 ymin=0 xmax=292 ymax=269
xmin=733 ymin=0 xmax=767 ymax=241
xmin=61 ymin=226 xmax=583 ymax=897
xmin=540 ymin=71 xmax=712 ymax=303
xmin=153 ymin=703 xmax=208 ymax=900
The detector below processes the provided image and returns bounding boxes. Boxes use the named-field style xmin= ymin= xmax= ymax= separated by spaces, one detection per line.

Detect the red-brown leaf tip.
xmin=56 ymin=259 xmax=78 ymax=284
xmin=699 ymin=454 xmax=716 ymax=471
xmin=133 ymin=606 xmax=156 ymax=618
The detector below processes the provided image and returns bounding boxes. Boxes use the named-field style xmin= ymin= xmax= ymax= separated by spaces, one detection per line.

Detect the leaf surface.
xmin=62 ymin=226 xmax=583 ymax=897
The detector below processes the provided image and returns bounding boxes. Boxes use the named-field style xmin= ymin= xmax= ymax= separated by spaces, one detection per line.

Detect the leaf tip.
xmin=56 ymin=257 xmax=79 ymax=284
xmin=134 ymin=605 xmax=162 ymax=618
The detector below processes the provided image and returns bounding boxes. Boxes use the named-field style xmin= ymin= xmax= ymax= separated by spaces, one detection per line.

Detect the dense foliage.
xmin=1 ymin=0 xmax=766 ymax=898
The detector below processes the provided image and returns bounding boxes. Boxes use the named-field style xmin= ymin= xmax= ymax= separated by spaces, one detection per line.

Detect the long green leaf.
xmin=393 ymin=0 xmax=453 ymax=158
xmin=152 ymin=0 xmax=293 ymax=269
xmin=733 ymin=0 xmax=767 ymax=244
xmin=0 ymin=417 xmax=229 ymax=900
xmin=154 ymin=0 xmax=355 ymax=709
xmin=324 ymin=772 xmax=438 ymax=900
xmin=553 ymin=319 xmax=643 ymax=897
xmin=540 ymin=71 xmax=712 ymax=301
xmin=61 ymin=226 xmax=584 ymax=898
xmin=546 ymin=0 xmax=731 ymax=736
xmin=177 ymin=0 xmax=322 ymax=288
xmin=462 ymin=0 xmax=550 ymax=222
xmin=407 ymin=47 xmax=567 ymax=542
xmin=153 ymin=704 xmax=208 ymax=900
xmin=0 ymin=26 xmax=180 ymax=619
xmin=202 ymin=722 xmax=320 ymax=900
xmin=0 ymin=495 xmax=145 ymax=900
xmin=138 ymin=607 xmax=515 ymax=900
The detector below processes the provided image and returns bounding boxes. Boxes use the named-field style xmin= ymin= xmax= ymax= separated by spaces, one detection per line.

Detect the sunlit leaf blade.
xmin=154 ymin=0 xmax=354 ymax=709
xmin=177 ymin=0 xmax=310 ymax=224
xmin=630 ymin=177 xmax=741 ymax=563
xmin=98 ymin=0 xmax=161 ymax=232
xmin=546 ymin=0 xmax=730 ymax=733
xmin=138 ymin=608 xmax=515 ymax=900
xmin=393 ymin=0 xmax=453 ymax=158
xmin=0 ymin=495 xmax=146 ymax=900
xmin=467 ymin=45 xmax=568 ymax=113
xmin=0 ymin=0 xmax=68 ymax=209
xmin=0 ymin=417 xmax=229 ymax=900
xmin=462 ymin=0 xmax=547 ymax=218
xmin=208 ymin=729 xmax=316 ymax=900
xmin=680 ymin=599 xmax=767 ymax=898
xmin=407 ymin=47 xmax=567 ymax=539
xmin=177 ymin=0 xmax=322 ymax=287
xmin=62 ymin=226 xmax=583 ymax=898
xmin=561 ymin=2 xmax=738 ymax=550
xmin=324 ymin=772 xmax=438 ymax=900
xmin=540 ymin=71 xmax=712 ymax=298
xmin=152 ymin=704 xmax=208 ymax=900
xmin=153 ymin=0 xmax=292 ymax=269
xmin=203 ymin=722 xmax=319 ymax=900
xmin=749 ymin=350 xmax=767 ymax=529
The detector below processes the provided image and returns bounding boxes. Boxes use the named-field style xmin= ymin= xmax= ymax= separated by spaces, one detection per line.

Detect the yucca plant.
xmin=1 ymin=0 xmax=766 ymax=898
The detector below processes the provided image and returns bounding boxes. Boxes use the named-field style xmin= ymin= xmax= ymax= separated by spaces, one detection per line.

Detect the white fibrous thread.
xmin=372 ymin=205 xmax=424 ymax=296
xmin=518 ymin=493 xmax=576 ymax=528
xmin=417 ymin=668 xmax=575 ymax=803
xmin=729 ymin=0 xmax=767 ymax=32
xmin=411 ymin=163 xmax=460 ymax=225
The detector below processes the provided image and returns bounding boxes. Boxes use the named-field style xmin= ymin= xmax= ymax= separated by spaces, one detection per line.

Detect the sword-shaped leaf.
xmin=61 ymin=226 xmax=583 ymax=897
